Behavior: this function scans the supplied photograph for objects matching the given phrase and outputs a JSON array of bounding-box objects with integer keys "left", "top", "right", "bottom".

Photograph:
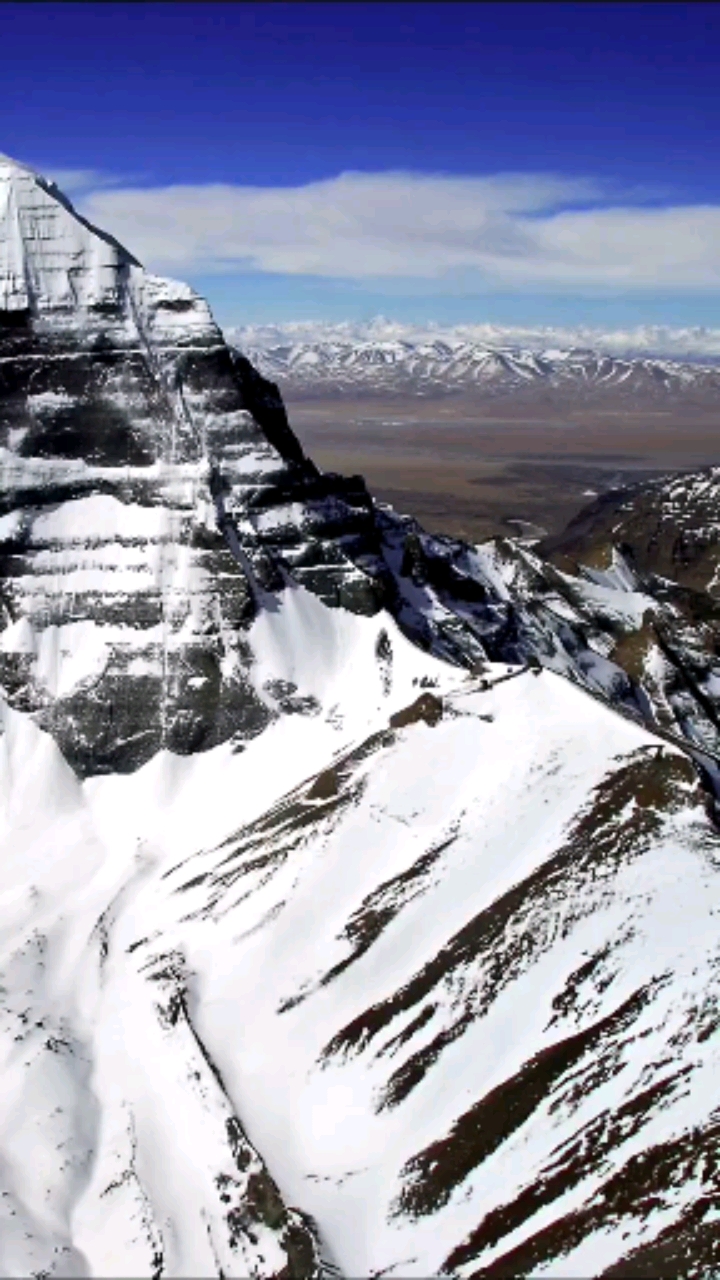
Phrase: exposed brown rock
[{"left": 389, "top": 692, "right": 443, "bottom": 729}]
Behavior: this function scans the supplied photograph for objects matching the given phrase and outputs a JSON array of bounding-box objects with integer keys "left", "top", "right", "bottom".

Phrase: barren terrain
[{"left": 287, "top": 393, "right": 720, "bottom": 542}]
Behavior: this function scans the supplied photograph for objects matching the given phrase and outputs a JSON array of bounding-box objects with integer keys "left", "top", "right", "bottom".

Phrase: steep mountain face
[
  {"left": 230, "top": 326, "right": 720, "bottom": 404},
  {"left": 545, "top": 468, "right": 720, "bottom": 596},
  {"left": 0, "top": 155, "right": 394, "bottom": 777},
  {"left": 0, "top": 155, "right": 719, "bottom": 1279}
]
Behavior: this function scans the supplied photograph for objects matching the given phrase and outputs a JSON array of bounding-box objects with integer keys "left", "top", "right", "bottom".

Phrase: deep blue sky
[{"left": 4, "top": 2, "right": 720, "bottom": 328}]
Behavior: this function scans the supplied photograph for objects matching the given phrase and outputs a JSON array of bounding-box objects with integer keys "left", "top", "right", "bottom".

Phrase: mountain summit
[
  {"left": 0, "top": 157, "right": 718, "bottom": 1278},
  {"left": 0, "top": 152, "right": 305, "bottom": 467},
  {"left": 0, "top": 153, "right": 141, "bottom": 314}
]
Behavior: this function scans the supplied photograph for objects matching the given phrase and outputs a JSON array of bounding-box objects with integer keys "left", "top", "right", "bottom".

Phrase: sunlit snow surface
[
  {"left": 1, "top": 154, "right": 720, "bottom": 1278},
  {"left": 0, "top": 587, "right": 717, "bottom": 1276}
]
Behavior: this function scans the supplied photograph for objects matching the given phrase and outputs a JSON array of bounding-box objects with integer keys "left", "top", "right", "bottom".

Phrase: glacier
[{"left": 0, "top": 153, "right": 718, "bottom": 1277}]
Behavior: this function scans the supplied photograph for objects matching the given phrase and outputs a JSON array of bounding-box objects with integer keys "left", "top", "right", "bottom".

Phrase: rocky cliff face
[
  {"left": 0, "top": 155, "right": 719, "bottom": 1279},
  {"left": 0, "top": 155, "right": 396, "bottom": 779}
]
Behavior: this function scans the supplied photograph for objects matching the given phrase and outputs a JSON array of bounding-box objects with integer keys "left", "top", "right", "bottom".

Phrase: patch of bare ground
[
  {"left": 436, "top": 1071, "right": 686, "bottom": 1271},
  {"left": 599, "top": 1190, "right": 720, "bottom": 1278},
  {"left": 389, "top": 692, "right": 443, "bottom": 728},
  {"left": 279, "top": 821, "right": 461, "bottom": 1013},
  {"left": 442, "top": 1114, "right": 720, "bottom": 1279},
  {"left": 319, "top": 751, "right": 700, "bottom": 1098},
  {"left": 397, "top": 979, "right": 673, "bottom": 1220},
  {"left": 610, "top": 621, "right": 658, "bottom": 683}
]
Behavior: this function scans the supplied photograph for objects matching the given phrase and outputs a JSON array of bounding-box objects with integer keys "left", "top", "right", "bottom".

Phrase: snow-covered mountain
[
  {"left": 229, "top": 319, "right": 720, "bottom": 401},
  {"left": 1, "top": 153, "right": 720, "bottom": 1278},
  {"left": 232, "top": 317, "right": 720, "bottom": 363}
]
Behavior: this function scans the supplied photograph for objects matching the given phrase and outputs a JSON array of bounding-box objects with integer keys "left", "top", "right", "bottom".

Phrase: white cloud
[
  {"left": 35, "top": 166, "right": 145, "bottom": 196},
  {"left": 75, "top": 170, "right": 720, "bottom": 291},
  {"left": 45, "top": 168, "right": 116, "bottom": 193}
]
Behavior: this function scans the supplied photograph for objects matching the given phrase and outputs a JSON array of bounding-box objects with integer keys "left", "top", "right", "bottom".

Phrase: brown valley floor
[{"left": 287, "top": 394, "right": 720, "bottom": 542}]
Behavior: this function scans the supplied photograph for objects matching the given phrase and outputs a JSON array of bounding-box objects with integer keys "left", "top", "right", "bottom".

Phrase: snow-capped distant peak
[
  {"left": 229, "top": 317, "right": 720, "bottom": 367},
  {"left": 227, "top": 319, "right": 720, "bottom": 401}
]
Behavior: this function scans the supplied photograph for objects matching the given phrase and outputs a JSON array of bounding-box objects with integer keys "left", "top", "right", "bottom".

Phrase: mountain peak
[
  {"left": 0, "top": 152, "right": 40, "bottom": 178},
  {"left": 0, "top": 153, "right": 140, "bottom": 314}
]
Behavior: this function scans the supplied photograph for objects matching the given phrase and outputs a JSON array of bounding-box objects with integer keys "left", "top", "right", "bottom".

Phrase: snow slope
[
  {"left": 0, "top": 610, "right": 717, "bottom": 1275},
  {"left": 0, "top": 154, "right": 719, "bottom": 1277},
  {"left": 0, "top": 606, "right": 712, "bottom": 1269}
]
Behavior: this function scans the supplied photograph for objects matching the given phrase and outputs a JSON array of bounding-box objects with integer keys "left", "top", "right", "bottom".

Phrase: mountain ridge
[
  {"left": 231, "top": 326, "right": 720, "bottom": 404},
  {"left": 0, "top": 154, "right": 719, "bottom": 1278},
  {"left": 229, "top": 317, "right": 720, "bottom": 364}
]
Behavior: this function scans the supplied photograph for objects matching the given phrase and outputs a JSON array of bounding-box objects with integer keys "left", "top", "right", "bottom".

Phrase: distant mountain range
[
  {"left": 229, "top": 319, "right": 720, "bottom": 401},
  {"left": 230, "top": 317, "right": 720, "bottom": 362}
]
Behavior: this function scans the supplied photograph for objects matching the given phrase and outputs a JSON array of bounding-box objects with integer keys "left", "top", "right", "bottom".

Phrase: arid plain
[{"left": 287, "top": 392, "right": 720, "bottom": 543}]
